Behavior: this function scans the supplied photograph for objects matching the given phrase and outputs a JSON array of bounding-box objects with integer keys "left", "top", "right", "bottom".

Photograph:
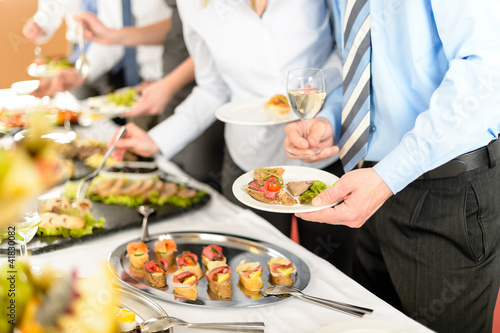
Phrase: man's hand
[
  {"left": 74, "top": 12, "right": 117, "bottom": 44},
  {"left": 23, "top": 18, "right": 45, "bottom": 43},
  {"left": 284, "top": 117, "right": 339, "bottom": 163},
  {"left": 31, "top": 68, "right": 85, "bottom": 98},
  {"left": 111, "top": 123, "right": 160, "bottom": 161},
  {"left": 296, "top": 168, "right": 393, "bottom": 227},
  {"left": 121, "top": 79, "right": 173, "bottom": 117}
]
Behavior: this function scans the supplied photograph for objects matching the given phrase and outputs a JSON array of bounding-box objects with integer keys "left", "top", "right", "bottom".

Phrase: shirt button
[{"left": 370, "top": 125, "right": 377, "bottom": 133}]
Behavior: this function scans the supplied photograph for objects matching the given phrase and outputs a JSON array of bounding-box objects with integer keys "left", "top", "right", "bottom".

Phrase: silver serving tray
[{"left": 109, "top": 231, "right": 310, "bottom": 308}]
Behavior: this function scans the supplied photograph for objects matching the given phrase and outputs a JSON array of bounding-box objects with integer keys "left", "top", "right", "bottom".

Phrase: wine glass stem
[
  {"left": 301, "top": 118, "right": 309, "bottom": 144},
  {"left": 19, "top": 242, "right": 27, "bottom": 258}
]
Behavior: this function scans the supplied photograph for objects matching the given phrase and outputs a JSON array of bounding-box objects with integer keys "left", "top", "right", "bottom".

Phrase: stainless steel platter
[
  {"left": 109, "top": 231, "right": 310, "bottom": 308},
  {"left": 116, "top": 285, "right": 169, "bottom": 326}
]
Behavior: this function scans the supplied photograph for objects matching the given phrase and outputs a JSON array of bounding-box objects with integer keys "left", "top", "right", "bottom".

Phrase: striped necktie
[{"left": 338, "top": 0, "right": 371, "bottom": 171}]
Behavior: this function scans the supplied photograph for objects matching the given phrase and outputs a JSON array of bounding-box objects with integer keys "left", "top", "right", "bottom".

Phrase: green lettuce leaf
[{"left": 299, "top": 180, "right": 327, "bottom": 204}]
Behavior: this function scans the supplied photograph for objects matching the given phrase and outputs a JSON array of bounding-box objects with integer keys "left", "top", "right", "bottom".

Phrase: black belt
[{"left": 417, "top": 138, "right": 500, "bottom": 180}]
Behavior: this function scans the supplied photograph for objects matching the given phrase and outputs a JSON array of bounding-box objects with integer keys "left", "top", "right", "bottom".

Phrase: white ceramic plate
[
  {"left": 215, "top": 97, "right": 299, "bottom": 126},
  {"left": 80, "top": 87, "right": 137, "bottom": 116},
  {"left": 315, "top": 320, "right": 421, "bottom": 333},
  {"left": 232, "top": 165, "right": 340, "bottom": 214},
  {"left": 11, "top": 80, "right": 40, "bottom": 95}
]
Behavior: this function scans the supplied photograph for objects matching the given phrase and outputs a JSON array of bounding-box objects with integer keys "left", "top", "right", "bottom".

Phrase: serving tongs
[
  {"left": 262, "top": 285, "right": 373, "bottom": 318},
  {"left": 141, "top": 316, "right": 265, "bottom": 332},
  {"left": 76, "top": 126, "right": 126, "bottom": 202}
]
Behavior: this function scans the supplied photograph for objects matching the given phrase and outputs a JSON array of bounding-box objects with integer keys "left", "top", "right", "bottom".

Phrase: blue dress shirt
[{"left": 326, "top": 0, "right": 500, "bottom": 193}]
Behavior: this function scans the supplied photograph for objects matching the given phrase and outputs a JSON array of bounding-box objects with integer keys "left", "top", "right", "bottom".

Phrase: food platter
[
  {"left": 109, "top": 231, "right": 310, "bottom": 308},
  {"left": 233, "top": 165, "right": 341, "bottom": 214},
  {"left": 0, "top": 174, "right": 211, "bottom": 255},
  {"left": 215, "top": 97, "right": 299, "bottom": 126}
]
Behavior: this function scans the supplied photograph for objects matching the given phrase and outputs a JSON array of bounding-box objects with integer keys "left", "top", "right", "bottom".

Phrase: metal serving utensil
[
  {"left": 75, "top": 126, "right": 126, "bottom": 202},
  {"left": 262, "top": 285, "right": 373, "bottom": 318},
  {"left": 138, "top": 204, "right": 155, "bottom": 242},
  {"left": 75, "top": 24, "right": 90, "bottom": 78},
  {"left": 141, "top": 316, "right": 265, "bottom": 332}
]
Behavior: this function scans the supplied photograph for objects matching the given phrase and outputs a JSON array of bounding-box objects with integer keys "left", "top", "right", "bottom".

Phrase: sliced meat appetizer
[
  {"left": 206, "top": 261, "right": 232, "bottom": 299},
  {"left": 144, "top": 259, "right": 169, "bottom": 288},
  {"left": 236, "top": 260, "right": 263, "bottom": 291},
  {"left": 175, "top": 251, "right": 203, "bottom": 280},
  {"left": 201, "top": 244, "right": 226, "bottom": 267},
  {"left": 171, "top": 269, "right": 198, "bottom": 299},
  {"left": 154, "top": 238, "right": 177, "bottom": 266},
  {"left": 267, "top": 257, "right": 296, "bottom": 286}
]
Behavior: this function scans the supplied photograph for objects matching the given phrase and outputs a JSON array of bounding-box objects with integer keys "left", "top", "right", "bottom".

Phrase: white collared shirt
[{"left": 149, "top": 0, "right": 343, "bottom": 171}]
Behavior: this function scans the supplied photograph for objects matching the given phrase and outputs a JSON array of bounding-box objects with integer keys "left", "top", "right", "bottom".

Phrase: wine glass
[
  {"left": 286, "top": 68, "right": 326, "bottom": 158},
  {"left": 1, "top": 201, "right": 41, "bottom": 258}
]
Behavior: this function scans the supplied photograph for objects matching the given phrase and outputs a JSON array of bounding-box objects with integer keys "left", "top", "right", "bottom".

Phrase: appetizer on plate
[
  {"left": 154, "top": 238, "right": 177, "bottom": 266},
  {"left": 205, "top": 261, "right": 232, "bottom": 299},
  {"left": 267, "top": 257, "right": 296, "bottom": 286},
  {"left": 201, "top": 244, "right": 227, "bottom": 267},
  {"left": 116, "top": 308, "right": 140, "bottom": 333},
  {"left": 171, "top": 269, "right": 198, "bottom": 299},
  {"left": 244, "top": 167, "right": 297, "bottom": 206},
  {"left": 235, "top": 260, "right": 263, "bottom": 292},
  {"left": 144, "top": 259, "right": 169, "bottom": 288},
  {"left": 126, "top": 242, "right": 149, "bottom": 276},
  {"left": 38, "top": 197, "right": 105, "bottom": 238},
  {"left": 176, "top": 251, "right": 203, "bottom": 280},
  {"left": 264, "top": 94, "right": 291, "bottom": 121}
]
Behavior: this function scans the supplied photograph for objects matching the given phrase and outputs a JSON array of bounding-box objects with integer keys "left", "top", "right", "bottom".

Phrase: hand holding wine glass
[{"left": 286, "top": 68, "right": 326, "bottom": 158}]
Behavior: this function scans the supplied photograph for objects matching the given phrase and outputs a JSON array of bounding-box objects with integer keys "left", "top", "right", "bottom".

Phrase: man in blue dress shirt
[{"left": 284, "top": 1, "right": 500, "bottom": 332}]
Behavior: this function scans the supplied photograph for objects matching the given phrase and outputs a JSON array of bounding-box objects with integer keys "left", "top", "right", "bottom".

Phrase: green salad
[
  {"left": 107, "top": 88, "right": 137, "bottom": 107},
  {"left": 299, "top": 180, "right": 328, "bottom": 204}
]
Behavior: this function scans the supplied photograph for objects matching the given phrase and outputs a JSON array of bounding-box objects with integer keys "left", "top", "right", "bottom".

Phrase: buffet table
[
  {"left": 0, "top": 91, "right": 433, "bottom": 332},
  {"left": 30, "top": 160, "right": 432, "bottom": 332}
]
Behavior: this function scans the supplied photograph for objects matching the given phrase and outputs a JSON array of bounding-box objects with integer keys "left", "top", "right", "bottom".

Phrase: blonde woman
[{"left": 111, "top": 0, "right": 355, "bottom": 274}]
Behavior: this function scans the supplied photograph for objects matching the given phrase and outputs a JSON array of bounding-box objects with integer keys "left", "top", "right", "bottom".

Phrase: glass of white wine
[
  {"left": 1, "top": 201, "right": 41, "bottom": 258},
  {"left": 286, "top": 68, "right": 326, "bottom": 158}
]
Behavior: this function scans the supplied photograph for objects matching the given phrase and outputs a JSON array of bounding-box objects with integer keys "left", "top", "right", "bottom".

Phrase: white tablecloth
[{"left": 29, "top": 156, "right": 433, "bottom": 333}]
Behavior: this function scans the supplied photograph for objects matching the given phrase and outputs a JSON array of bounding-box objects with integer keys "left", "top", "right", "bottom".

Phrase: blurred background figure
[
  {"left": 25, "top": 0, "right": 171, "bottom": 101},
  {"left": 75, "top": 0, "right": 225, "bottom": 189}
]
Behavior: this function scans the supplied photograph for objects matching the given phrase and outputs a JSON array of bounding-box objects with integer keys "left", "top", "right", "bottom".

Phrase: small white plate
[
  {"left": 11, "top": 80, "right": 40, "bottom": 95},
  {"left": 215, "top": 97, "right": 299, "bottom": 126},
  {"left": 315, "top": 320, "right": 421, "bottom": 333},
  {"left": 232, "top": 165, "right": 340, "bottom": 214},
  {"left": 80, "top": 87, "right": 137, "bottom": 116}
]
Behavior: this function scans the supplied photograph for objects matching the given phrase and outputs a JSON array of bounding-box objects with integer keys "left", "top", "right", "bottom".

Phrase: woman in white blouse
[{"left": 112, "top": 0, "right": 355, "bottom": 274}]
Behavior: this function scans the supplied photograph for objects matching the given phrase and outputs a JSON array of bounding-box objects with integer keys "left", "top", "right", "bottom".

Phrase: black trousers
[
  {"left": 354, "top": 162, "right": 500, "bottom": 332},
  {"left": 221, "top": 146, "right": 357, "bottom": 276}
]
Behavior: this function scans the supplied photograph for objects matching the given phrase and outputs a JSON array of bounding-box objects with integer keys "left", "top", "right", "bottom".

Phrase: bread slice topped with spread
[
  {"left": 264, "top": 94, "right": 291, "bottom": 121},
  {"left": 176, "top": 251, "right": 203, "bottom": 280},
  {"left": 154, "top": 238, "right": 177, "bottom": 267},
  {"left": 244, "top": 167, "right": 297, "bottom": 206},
  {"left": 144, "top": 259, "right": 168, "bottom": 288},
  {"left": 236, "top": 260, "right": 264, "bottom": 291},
  {"left": 267, "top": 257, "right": 296, "bottom": 286},
  {"left": 201, "top": 244, "right": 227, "bottom": 267},
  {"left": 171, "top": 269, "right": 198, "bottom": 299},
  {"left": 205, "top": 261, "right": 233, "bottom": 299}
]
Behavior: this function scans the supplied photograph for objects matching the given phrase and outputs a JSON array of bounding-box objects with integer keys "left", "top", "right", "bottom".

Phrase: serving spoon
[
  {"left": 141, "top": 316, "right": 265, "bottom": 332},
  {"left": 262, "top": 285, "right": 373, "bottom": 317},
  {"left": 138, "top": 204, "right": 155, "bottom": 242},
  {"left": 75, "top": 24, "right": 90, "bottom": 79}
]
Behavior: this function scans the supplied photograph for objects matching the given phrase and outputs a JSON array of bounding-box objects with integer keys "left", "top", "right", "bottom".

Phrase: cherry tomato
[
  {"left": 267, "top": 182, "right": 282, "bottom": 192},
  {"left": 152, "top": 265, "right": 163, "bottom": 273},
  {"left": 184, "top": 255, "right": 196, "bottom": 266}
]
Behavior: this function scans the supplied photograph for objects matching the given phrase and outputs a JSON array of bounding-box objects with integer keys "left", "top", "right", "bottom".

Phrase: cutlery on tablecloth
[
  {"left": 262, "top": 285, "right": 373, "bottom": 318},
  {"left": 76, "top": 126, "right": 126, "bottom": 202},
  {"left": 141, "top": 316, "right": 265, "bottom": 332}
]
